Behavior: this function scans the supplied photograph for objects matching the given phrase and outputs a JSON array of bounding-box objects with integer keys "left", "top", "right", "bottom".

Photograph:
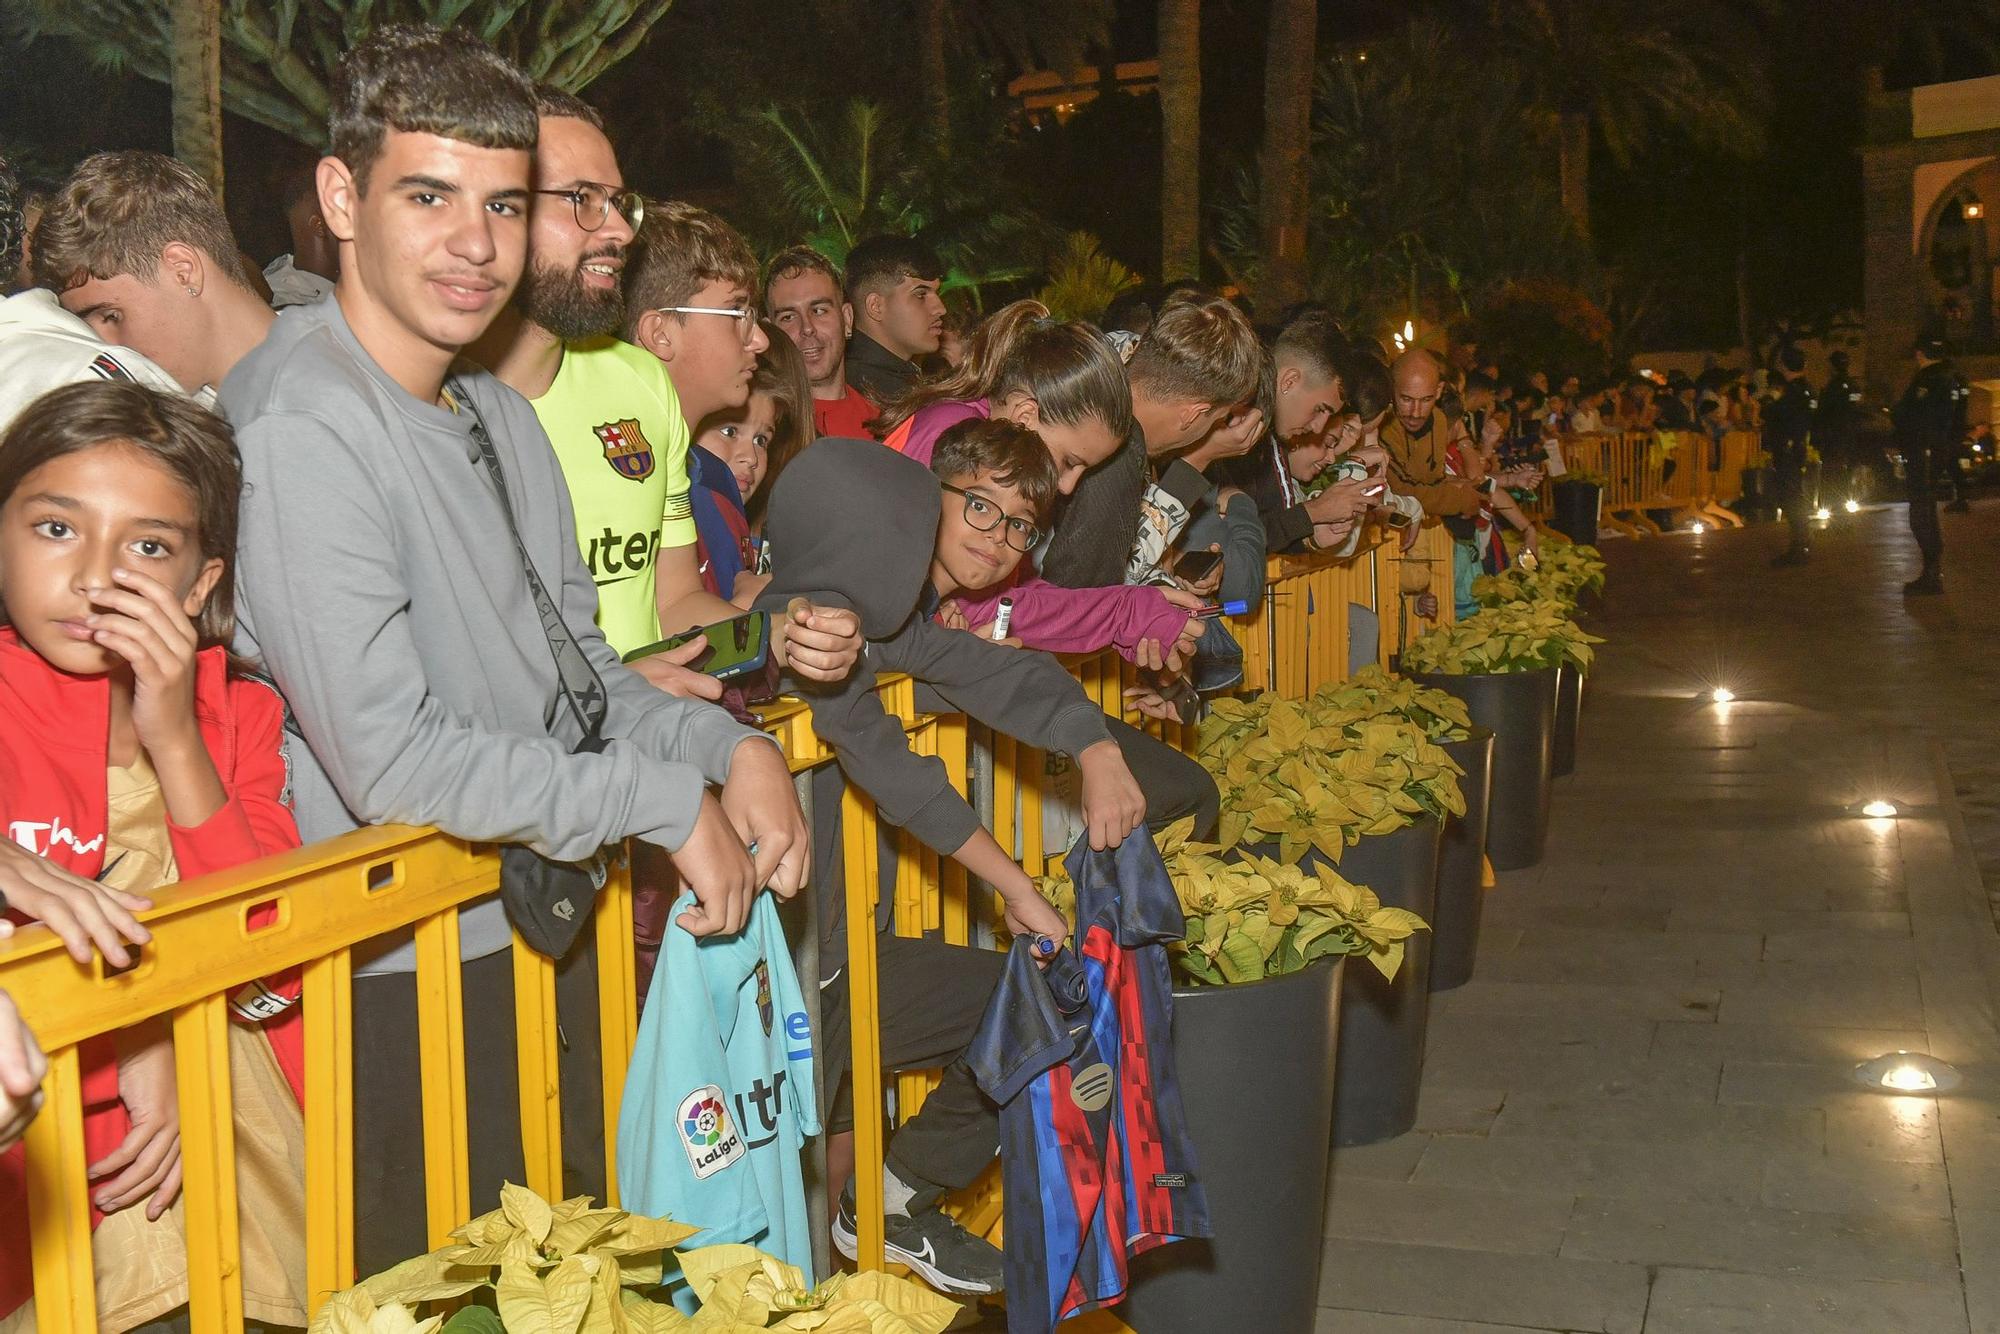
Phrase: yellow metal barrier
[{"left": 2, "top": 531, "right": 1438, "bottom": 1331}]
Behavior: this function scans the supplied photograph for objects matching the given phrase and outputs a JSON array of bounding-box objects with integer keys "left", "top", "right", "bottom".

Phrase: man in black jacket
[
  {"left": 843, "top": 234, "right": 945, "bottom": 405},
  {"left": 1893, "top": 334, "right": 1968, "bottom": 595},
  {"left": 1766, "top": 346, "right": 1818, "bottom": 568}
]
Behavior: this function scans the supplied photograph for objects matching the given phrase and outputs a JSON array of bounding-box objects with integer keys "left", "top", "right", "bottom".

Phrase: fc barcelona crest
[{"left": 593, "top": 418, "right": 656, "bottom": 481}]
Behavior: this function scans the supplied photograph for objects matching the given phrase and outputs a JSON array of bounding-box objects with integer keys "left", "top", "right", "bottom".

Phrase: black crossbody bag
[{"left": 455, "top": 380, "right": 609, "bottom": 960}]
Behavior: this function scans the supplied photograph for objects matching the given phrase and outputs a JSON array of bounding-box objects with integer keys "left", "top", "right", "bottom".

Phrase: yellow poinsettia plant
[
  {"left": 1193, "top": 692, "right": 1465, "bottom": 865},
  {"left": 1401, "top": 600, "right": 1602, "bottom": 676},
  {"left": 1311, "top": 664, "right": 1473, "bottom": 743},
  {"left": 1476, "top": 535, "right": 1606, "bottom": 610},
  {"left": 308, "top": 1185, "right": 958, "bottom": 1334},
  {"left": 1034, "top": 818, "right": 1429, "bottom": 986}
]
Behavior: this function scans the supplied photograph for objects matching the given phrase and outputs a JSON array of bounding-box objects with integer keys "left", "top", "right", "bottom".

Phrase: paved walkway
[{"left": 1315, "top": 500, "right": 2000, "bottom": 1334}]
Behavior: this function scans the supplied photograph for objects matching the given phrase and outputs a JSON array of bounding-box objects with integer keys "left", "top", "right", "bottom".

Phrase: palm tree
[
  {"left": 169, "top": 0, "right": 222, "bottom": 199},
  {"left": 9, "top": 0, "right": 678, "bottom": 147},
  {"left": 1257, "top": 0, "right": 1317, "bottom": 312},
  {"left": 1159, "top": 0, "right": 1202, "bottom": 280},
  {"left": 1483, "top": 0, "right": 1769, "bottom": 244}
]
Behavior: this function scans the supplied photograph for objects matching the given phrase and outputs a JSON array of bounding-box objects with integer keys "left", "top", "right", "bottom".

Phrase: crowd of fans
[{"left": 0, "top": 19, "right": 1890, "bottom": 1326}]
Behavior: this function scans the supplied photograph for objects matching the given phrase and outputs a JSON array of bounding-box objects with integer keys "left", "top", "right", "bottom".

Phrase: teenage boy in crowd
[
  {"left": 264, "top": 161, "right": 339, "bottom": 308},
  {"left": 470, "top": 89, "right": 860, "bottom": 679},
  {"left": 622, "top": 200, "right": 815, "bottom": 633},
  {"left": 33, "top": 151, "right": 278, "bottom": 402},
  {"left": 0, "top": 156, "right": 184, "bottom": 427},
  {"left": 842, "top": 234, "right": 946, "bottom": 405},
  {"left": 756, "top": 429, "right": 1148, "bottom": 1296},
  {"left": 765, "top": 245, "right": 877, "bottom": 438},
  {"left": 217, "top": 24, "right": 808, "bottom": 1274}
]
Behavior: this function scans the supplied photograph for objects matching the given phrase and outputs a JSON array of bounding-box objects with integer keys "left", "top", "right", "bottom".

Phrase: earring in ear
[{"left": 186, "top": 286, "right": 198, "bottom": 296}]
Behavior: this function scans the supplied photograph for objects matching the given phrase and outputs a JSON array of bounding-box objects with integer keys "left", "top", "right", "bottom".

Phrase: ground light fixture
[
  {"left": 1689, "top": 521, "right": 1707, "bottom": 533},
  {"left": 1852, "top": 1052, "right": 1962, "bottom": 1094},
  {"left": 1813, "top": 506, "right": 1832, "bottom": 521},
  {"left": 1710, "top": 687, "right": 1736, "bottom": 704},
  {"left": 1845, "top": 498, "right": 1861, "bottom": 514},
  {"left": 1860, "top": 799, "right": 1899, "bottom": 819}
]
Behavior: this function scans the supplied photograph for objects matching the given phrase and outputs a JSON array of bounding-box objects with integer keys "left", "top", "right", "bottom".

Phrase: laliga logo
[{"left": 677, "top": 1085, "right": 745, "bottom": 1180}]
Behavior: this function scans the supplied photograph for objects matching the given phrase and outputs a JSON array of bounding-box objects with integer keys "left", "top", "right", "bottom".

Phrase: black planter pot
[
  {"left": 1553, "top": 661, "right": 1582, "bottom": 778},
  {"left": 1410, "top": 668, "right": 1558, "bottom": 872},
  {"left": 1548, "top": 479, "right": 1601, "bottom": 546},
  {"left": 1124, "top": 959, "right": 1344, "bottom": 1334},
  {"left": 1330, "top": 816, "right": 1441, "bottom": 1147},
  {"left": 1431, "top": 727, "right": 1494, "bottom": 992}
]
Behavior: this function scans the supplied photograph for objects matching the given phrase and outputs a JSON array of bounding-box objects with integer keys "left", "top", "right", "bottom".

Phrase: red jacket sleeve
[
  {"left": 165, "top": 677, "right": 301, "bottom": 880},
  {"left": 954, "top": 576, "right": 1194, "bottom": 662}
]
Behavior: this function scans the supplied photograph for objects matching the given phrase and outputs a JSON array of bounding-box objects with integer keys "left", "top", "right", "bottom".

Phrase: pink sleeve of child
[
  {"left": 899, "top": 399, "right": 989, "bottom": 467},
  {"left": 954, "top": 576, "right": 1193, "bottom": 662}
]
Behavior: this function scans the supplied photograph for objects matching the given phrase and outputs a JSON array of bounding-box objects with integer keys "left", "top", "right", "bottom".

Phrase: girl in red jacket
[{"left": 0, "top": 381, "right": 306, "bottom": 1331}]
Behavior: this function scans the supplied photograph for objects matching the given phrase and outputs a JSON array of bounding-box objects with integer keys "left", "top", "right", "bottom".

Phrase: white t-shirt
[{"left": 0, "top": 289, "right": 184, "bottom": 431}]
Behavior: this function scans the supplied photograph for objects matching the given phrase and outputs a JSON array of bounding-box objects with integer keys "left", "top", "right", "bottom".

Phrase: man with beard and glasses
[{"left": 472, "top": 90, "right": 861, "bottom": 687}]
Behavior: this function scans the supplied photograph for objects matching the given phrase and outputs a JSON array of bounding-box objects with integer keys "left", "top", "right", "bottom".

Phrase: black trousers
[
  {"left": 1909, "top": 487, "right": 1942, "bottom": 564},
  {"left": 1775, "top": 455, "right": 1809, "bottom": 550},
  {"left": 352, "top": 933, "right": 605, "bottom": 1278}
]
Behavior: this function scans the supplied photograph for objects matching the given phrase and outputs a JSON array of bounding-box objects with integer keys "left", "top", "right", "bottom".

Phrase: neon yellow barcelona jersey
[{"left": 530, "top": 337, "right": 696, "bottom": 654}]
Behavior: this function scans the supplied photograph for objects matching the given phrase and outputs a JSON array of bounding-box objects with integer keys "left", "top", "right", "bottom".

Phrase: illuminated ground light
[
  {"left": 1844, "top": 498, "right": 1861, "bottom": 514},
  {"left": 1852, "top": 1052, "right": 1962, "bottom": 1094},
  {"left": 1690, "top": 521, "right": 1707, "bottom": 534},
  {"left": 1710, "top": 687, "right": 1736, "bottom": 704},
  {"left": 1860, "top": 799, "right": 1899, "bottom": 819},
  {"left": 1813, "top": 506, "right": 1832, "bottom": 521}
]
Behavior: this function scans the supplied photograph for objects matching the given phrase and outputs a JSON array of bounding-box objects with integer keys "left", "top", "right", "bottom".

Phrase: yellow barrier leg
[
  {"left": 174, "top": 996, "right": 244, "bottom": 1334},
  {"left": 841, "top": 782, "right": 887, "bottom": 1273},
  {"left": 304, "top": 948, "right": 356, "bottom": 1311},
  {"left": 24, "top": 1044, "right": 96, "bottom": 1334},
  {"left": 511, "top": 931, "right": 563, "bottom": 1203},
  {"left": 413, "top": 911, "right": 471, "bottom": 1248},
  {"left": 596, "top": 860, "right": 638, "bottom": 1208}
]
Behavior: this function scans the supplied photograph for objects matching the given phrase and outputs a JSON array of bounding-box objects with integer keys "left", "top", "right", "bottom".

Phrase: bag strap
[{"left": 449, "top": 377, "right": 608, "bottom": 745}]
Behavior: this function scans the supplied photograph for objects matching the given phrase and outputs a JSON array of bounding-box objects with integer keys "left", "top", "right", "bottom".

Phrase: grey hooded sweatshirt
[
  {"left": 222, "top": 297, "right": 768, "bottom": 970},
  {"left": 755, "top": 438, "right": 1112, "bottom": 855}
]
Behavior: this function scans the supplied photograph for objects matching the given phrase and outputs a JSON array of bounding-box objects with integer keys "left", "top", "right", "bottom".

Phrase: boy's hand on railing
[
  {"left": 630, "top": 636, "right": 725, "bottom": 701},
  {"left": 0, "top": 840, "right": 153, "bottom": 967},
  {"left": 94, "top": 1019, "right": 181, "bottom": 1219},
  {"left": 1311, "top": 520, "right": 1356, "bottom": 550},
  {"left": 773, "top": 600, "right": 862, "bottom": 684},
  {"left": 1078, "top": 739, "right": 1147, "bottom": 851},
  {"left": 672, "top": 792, "right": 760, "bottom": 936},
  {"left": 718, "top": 739, "right": 809, "bottom": 901},
  {"left": 0, "top": 991, "right": 45, "bottom": 1154}
]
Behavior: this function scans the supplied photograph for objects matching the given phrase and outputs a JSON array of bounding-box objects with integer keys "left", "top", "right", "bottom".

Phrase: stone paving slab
[{"left": 1315, "top": 505, "right": 2000, "bottom": 1331}]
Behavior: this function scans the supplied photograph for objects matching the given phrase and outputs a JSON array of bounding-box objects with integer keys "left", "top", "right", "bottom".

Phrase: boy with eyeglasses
[{"left": 752, "top": 424, "right": 1149, "bottom": 1295}]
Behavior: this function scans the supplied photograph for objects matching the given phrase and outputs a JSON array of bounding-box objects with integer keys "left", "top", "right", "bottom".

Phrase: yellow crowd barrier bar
[
  {"left": 4, "top": 526, "right": 1447, "bottom": 1331},
  {"left": 1539, "top": 428, "right": 1759, "bottom": 535}
]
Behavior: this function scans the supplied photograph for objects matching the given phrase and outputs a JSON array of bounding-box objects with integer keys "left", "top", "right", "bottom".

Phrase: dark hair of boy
[
  {"left": 875, "top": 299, "right": 1134, "bottom": 440},
  {"left": 31, "top": 151, "right": 251, "bottom": 295},
  {"left": 531, "top": 85, "right": 605, "bottom": 129},
  {"left": 0, "top": 380, "right": 242, "bottom": 645},
  {"left": 748, "top": 315, "right": 814, "bottom": 521},
  {"left": 765, "top": 244, "right": 842, "bottom": 298},
  {"left": 1464, "top": 370, "right": 1498, "bottom": 397},
  {"left": 1101, "top": 287, "right": 1155, "bottom": 336},
  {"left": 1273, "top": 307, "right": 1347, "bottom": 383},
  {"left": 621, "top": 199, "right": 760, "bottom": 339},
  {"left": 929, "top": 416, "right": 1062, "bottom": 524},
  {"left": 843, "top": 234, "right": 944, "bottom": 304},
  {"left": 327, "top": 23, "right": 538, "bottom": 194},
  {"left": 1339, "top": 351, "right": 1394, "bottom": 422},
  {"left": 1127, "top": 294, "right": 1262, "bottom": 410}
]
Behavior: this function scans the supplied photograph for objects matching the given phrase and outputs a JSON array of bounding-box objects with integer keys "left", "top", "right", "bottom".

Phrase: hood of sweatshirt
[{"left": 758, "top": 437, "right": 940, "bottom": 640}]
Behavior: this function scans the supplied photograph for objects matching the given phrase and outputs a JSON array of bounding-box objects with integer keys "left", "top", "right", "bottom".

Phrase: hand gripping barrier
[{"left": 0, "top": 527, "right": 1456, "bottom": 1332}]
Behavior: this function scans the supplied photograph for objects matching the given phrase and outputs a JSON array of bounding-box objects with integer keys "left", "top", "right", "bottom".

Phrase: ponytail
[{"left": 874, "top": 299, "right": 1134, "bottom": 442}]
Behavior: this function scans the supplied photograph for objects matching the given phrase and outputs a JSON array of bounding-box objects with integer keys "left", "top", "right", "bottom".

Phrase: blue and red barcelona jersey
[{"left": 970, "top": 833, "right": 1209, "bottom": 1333}]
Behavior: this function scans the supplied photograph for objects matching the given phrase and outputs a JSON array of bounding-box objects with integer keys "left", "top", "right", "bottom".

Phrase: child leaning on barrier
[
  {"left": 753, "top": 433, "right": 1150, "bottom": 1297},
  {"left": 0, "top": 381, "right": 308, "bottom": 1331}
]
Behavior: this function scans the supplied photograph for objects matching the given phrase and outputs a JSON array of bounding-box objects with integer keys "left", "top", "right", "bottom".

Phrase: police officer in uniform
[
  {"left": 1892, "top": 333, "right": 1967, "bottom": 595},
  {"left": 1815, "top": 350, "right": 1863, "bottom": 478},
  {"left": 1766, "top": 345, "right": 1818, "bottom": 567}
]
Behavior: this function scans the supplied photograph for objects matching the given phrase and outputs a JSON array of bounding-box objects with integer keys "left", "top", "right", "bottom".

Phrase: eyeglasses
[
  {"left": 940, "top": 482, "right": 1042, "bottom": 552},
  {"left": 653, "top": 304, "right": 761, "bottom": 346},
  {"left": 533, "top": 183, "right": 644, "bottom": 233}
]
